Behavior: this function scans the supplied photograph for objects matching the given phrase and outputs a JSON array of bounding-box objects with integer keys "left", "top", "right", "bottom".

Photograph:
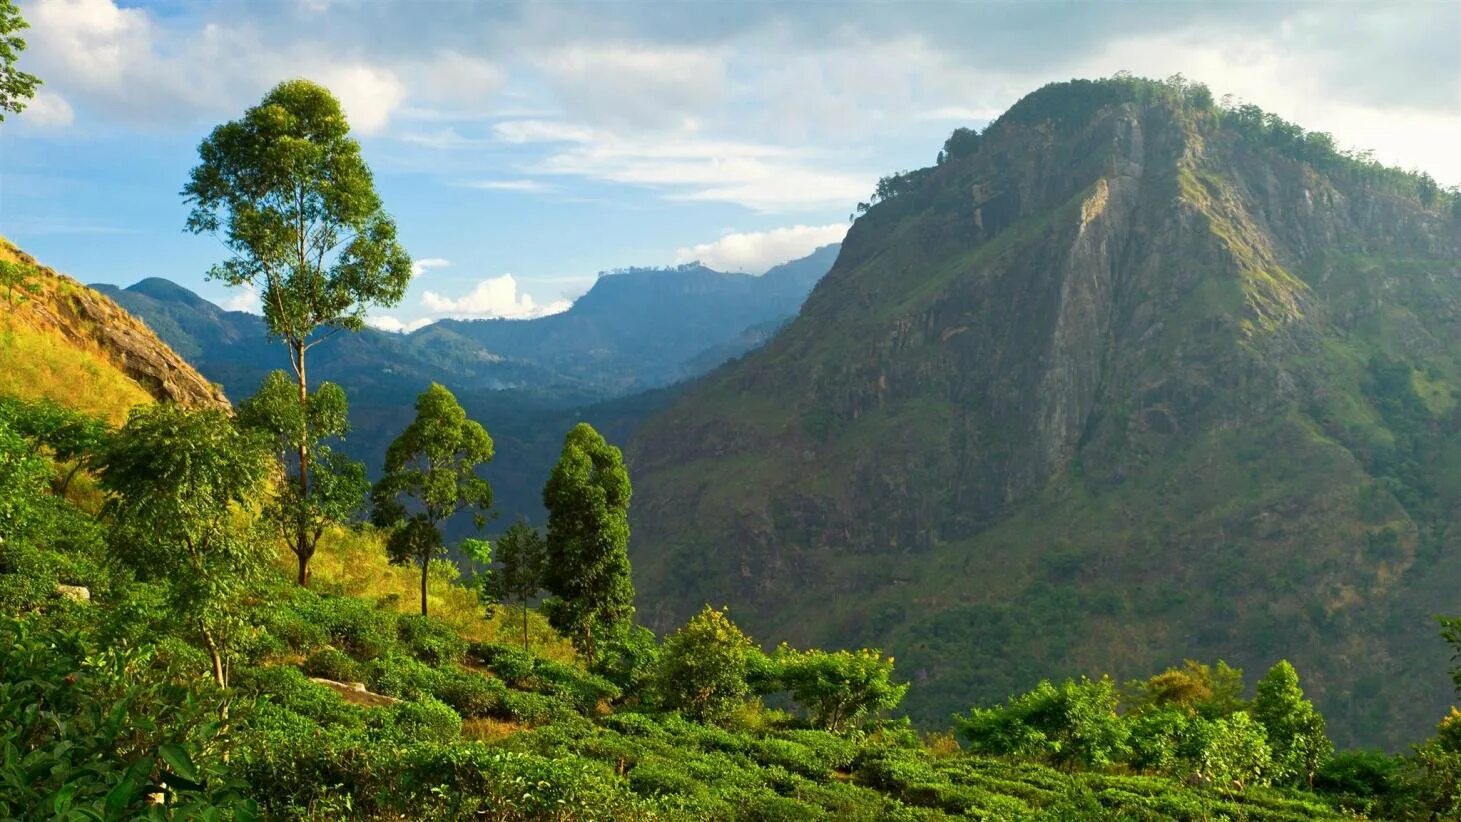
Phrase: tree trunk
[
  {"left": 293, "top": 342, "right": 313, "bottom": 586},
  {"left": 420, "top": 558, "right": 429, "bottom": 616},
  {"left": 202, "top": 628, "right": 226, "bottom": 689},
  {"left": 521, "top": 602, "right": 530, "bottom": 650}
]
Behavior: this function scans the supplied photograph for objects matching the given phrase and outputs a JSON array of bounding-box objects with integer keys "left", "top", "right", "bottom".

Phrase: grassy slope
[{"left": 0, "top": 240, "right": 154, "bottom": 424}]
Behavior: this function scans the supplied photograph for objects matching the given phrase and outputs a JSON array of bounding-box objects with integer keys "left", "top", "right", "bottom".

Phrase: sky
[{"left": 1, "top": 0, "right": 1458, "bottom": 332}]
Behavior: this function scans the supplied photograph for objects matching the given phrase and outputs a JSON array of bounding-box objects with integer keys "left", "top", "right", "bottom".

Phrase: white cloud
[
  {"left": 538, "top": 43, "right": 726, "bottom": 130},
  {"left": 468, "top": 179, "right": 552, "bottom": 192},
  {"left": 674, "top": 223, "right": 847, "bottom": 274},
  {"left": 366, "top": 314, "right": 434, "bottom": 333},
  {"left": 410, "top": 257, "right": 451, "bottom": 278},
  {"left": 496, "top": 119, "right": 873, "bottom": 212},
  {"left": 422, "top": 274, "right": 571, "bottom": 319},
  {"left": 314, "top": 64, "right": 406, "bottom": 135},
  {"left": 221, "top": 284, "right": 260, "bottom": 313},
  {"left": 20, "top": 91, "right": 75, "bottom": 127}
]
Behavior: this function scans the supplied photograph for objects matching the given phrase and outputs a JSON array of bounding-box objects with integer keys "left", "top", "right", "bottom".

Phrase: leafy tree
[
  {"left": 183, "top": 79, "right": 412, "bottom": 585},
  {"left": 371, "top": 383, "right": 493, "bottom": 616},
  {"left": 1251, "top": 660, "right": 1333, "bottom": 787},
  {"left": 0, "top": 258, "right": 39, "bottom": 304},
  {"left": 479, "top": 519, "right": 545, "bottom": 650},
  {"left": 938, "top": 127, "right": 981, "bottom": 165},
  {"left": 957, "top": 677, "right": 1130, "bottom": 769},
  {"left": 774, "top": 645, "right": 908, "bottom": 732},
  {"left": 657, "top": 605, "right": 756, "bottom": 723},
  {"left": 0, "top": 0, "right": 39, "bottom": 122},
  {"left": 1439, "top": 616, "right": 1461, "bottom": 696},
  {"left": 98, "top": 404, "right": 271, "bottom": 688},
  {"left": 541, "top": 422, "right": 634, "bottom": 664},
  {"left": 1128, "top": 659, "right": 1245, "bottom": 717},
  {"left": 238, "top": 370, "right": 368, "bottom": 584},
  {"left": 1178, "top": 712, "right": 1272, "bottom": 790}
]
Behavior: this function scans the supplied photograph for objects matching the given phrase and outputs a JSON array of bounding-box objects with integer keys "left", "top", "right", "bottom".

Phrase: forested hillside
[{"left": 628, "top": 76, "right": 1461, "bottom": 749}]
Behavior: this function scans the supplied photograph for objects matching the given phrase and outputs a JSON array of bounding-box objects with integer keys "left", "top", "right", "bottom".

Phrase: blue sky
[{"left": 2, "top": 0, "right": 1457, "bottom": 331}]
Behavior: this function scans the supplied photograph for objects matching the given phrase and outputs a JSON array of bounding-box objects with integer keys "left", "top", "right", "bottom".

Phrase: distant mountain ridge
[
  {"left": 90, "top": 243, "right": 838, "bottom": 528},
  {"left": 93, "top": 243, "right": 839, "bottom": 404},
  {"left": 627, "top": 77, "right": 1461, "bottom": 749}
]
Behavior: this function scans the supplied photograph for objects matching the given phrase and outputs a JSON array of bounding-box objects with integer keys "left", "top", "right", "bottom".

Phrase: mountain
[
  {"left": 417, "top": 243, "right": 841, "bottom": 392},
  {"left": 0, "top": 237, "right": 227, "bottom": 422},
  {"left": 89, "top": 245, "right": 836, "bottom": 526},
  {"left": 93, "top": 243, "right": 838, "bottom": 403},
  {"left": 626, "top": 78, "right": 1461, "bottom": 749}
]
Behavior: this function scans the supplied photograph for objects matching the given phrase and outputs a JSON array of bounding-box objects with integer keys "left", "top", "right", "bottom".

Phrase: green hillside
[{"left": 627, "top": 76, "right": 1461, "bottom": 749}]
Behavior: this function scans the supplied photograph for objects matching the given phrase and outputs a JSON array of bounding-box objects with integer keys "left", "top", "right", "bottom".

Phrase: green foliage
[
  {"left": 1126, "top": 659, "right": 1246, "bottom": 718},
  {"left": 437, "top": 670, "right": 507, "bottom": 718},
  {"left": 657, "top": 605, "right": 757, "bottom": 724},
  {"left": 182, "top": 78, "right": 412, "bottom": 343},
  {"left": 0, "top": 0, "right": 39, "bottom": 122},
  {"left": 1176, "top": 712, "right": 1272, "bottom": 790},
  {"left": 937, "top": 127, "right": 981, "bottom": 165},
  {"left": 0, "top": 395, "right": 112, "bottom": 494},
  {"left": 478, "top": 518, "right": 544, "bottom": 650},
  {"left": 542, "top": 422, "right": 635, "bottom": 662},
  {"left": 303, "top": 647, "right": 365, "bottom": 683},
  {"left": 593, "top": 622, "right": 661, "bottom": 697},
  {"left": 364, "top": 653, "right": 443, "bottom": 700},
  {"left": 1439, "top": 616, "right": 1461, "bottom": 697},
  {"left": 372, "top": 382, "right": 494, "bottom": 615},
  {"left": 238, "top": 371, "right": 368, "bottom": 585},
  {"left": 397, "top": 611, "right": 468, "bottom": 666},
  {"left": 383, "top": 695, "right": 462, "bottom": 744},
  {"left": 0, "top": 617, "right": 255, "bottom": 819},
  {"left": 1251, "top": 660, "right": 1333, "bottom": 787},
  {"left": 956, "top": 676, "right": 1130, "bottom": 769},
  {"left": 774, "top": 645, "right": 909, "bottom": 732},
  {"left": 98, "top": 403, "right": 271, "bottom": 687}
]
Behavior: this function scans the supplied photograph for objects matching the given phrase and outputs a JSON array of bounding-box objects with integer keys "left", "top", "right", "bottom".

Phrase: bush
[
  {"left": 397, "top": 613, "right": 467, "bottom": 666},
  {"left": 311, "top": 595, "right": 399, "bottom": 659},
  {"left": 304, "top": 647, "right": 366, "bottom": 683},
  {"left": 774, "top": 645, "right": 908, "bottom": 732},
  {"left": 438, "top": 671, "right": 508, "bottom": 718},
  {"left": 501, "top": 689, "right": 565, "bottom": 725},
  {"left": 234, "top": 664, "right": 363, "bottom": 728},
  {"left": 382, "top": 696, "right": 462, "bottom": 744},
  {"left": 657, "top": 606, "right": 757, "bottom": 723},
  {"left": 593, "top": 623, "right": 661, "bottom": 696},
  {"left": 537, "top": 658, "right": 622, "bottom": 711},
  {"left": 1315, "top": 750, "right": 1401, "bottom": 800},
  {"left": 956, "top": 676, "right": 1130, "bottom": 769},
  {"left": 257, "top": 601, "right": 328, "bottom": 654},
  {"left": 470, "top": 641, "right": 538, "bottom": 687},
  {"left": 365, "top": 653, "right": 443, "bottom": 700},
  {"left": 396, "top": 744, "right": 647, "bottom": 818}
]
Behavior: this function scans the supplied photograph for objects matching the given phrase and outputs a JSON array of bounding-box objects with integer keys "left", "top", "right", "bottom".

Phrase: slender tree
[
  {"left": 0, "top": 0, "right": 39, "bottom": 121},
  {"left": 98, "top": 405, "right": 271, "bottom": 689},
  {"left": 542, "top": 422, "right": 634, "bottom": 665},
  {"left": 480, "top": 519, "right": 545, "bottom": 650},
  {"left": 1251, "top": 660, "right": 1332, "bottom": 787},
  {"left": 371, "top": 383, "right": 493, "bottom": 615},
  {"left": 183, "top": 79, "right": 411, "bottom": 585},
  {"left": 238, "top": 370, "right": 368, "bottom": 583}
]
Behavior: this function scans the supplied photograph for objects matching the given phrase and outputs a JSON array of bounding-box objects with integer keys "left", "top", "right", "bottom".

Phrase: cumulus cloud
[
  {"left": 366, "top": 314, "right": 434, "bottom": 333},
  {"left": 312, "top": 64, "right": 406, "bottom": 135},
  {"left": 674, "top": 224, "right": 847, "bottom": 274},
  {"left": 410, "top": 257, "right": 451, "bottom": 278},
  {"left": 422, "top": 274, "right": 572, "bottom": 319},
  {"left": 20, "top": 91, "right": 75, "bottom": 127},
  {"left": 537, "top": 43, "right": 726, "bottom": 130},
  {"left": 221, "top": 284, "right": 261, "bottom": 313}
]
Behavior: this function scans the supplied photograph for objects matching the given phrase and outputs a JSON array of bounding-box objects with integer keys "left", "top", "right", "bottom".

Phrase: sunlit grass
[{"left": 297, "top": 523, "right": 578, "bottom": 664}]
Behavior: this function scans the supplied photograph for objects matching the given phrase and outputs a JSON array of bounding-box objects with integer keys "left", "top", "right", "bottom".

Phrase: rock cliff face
[
  {"left": 0, "top": 237, "right": 229, "bottom": 413},
  {"left": 627, "top": 79, "right": 1461, "bottom": 748}
]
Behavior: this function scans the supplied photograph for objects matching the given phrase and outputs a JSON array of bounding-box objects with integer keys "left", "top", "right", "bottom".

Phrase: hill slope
[
  {"left": 0, "top": 237, "right": 227, "bottom": 422},
  {"left": 627, "top": 78, "right": 1461, "bottom": 748}
]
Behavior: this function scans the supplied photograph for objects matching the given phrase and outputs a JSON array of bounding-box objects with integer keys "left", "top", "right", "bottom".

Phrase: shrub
[
  {"left": 1315, "top": 750, "right": 1401, "bottom": 800},
  {"left": 657, "top": 605, "right": 757, "bottom": 723},
  {"left": 501, "top": 689, "right": 564, "bottom": 725},
  {"left": 438, "top": 671, "right": 508, "bottom": 718},
  {"left": 383, "top": 696, "right": 462, "bottom": 744},
  {"left": 257, "top": 602, "right": 328, "bottom": 654},
  {"left": 537, "top": 658, "right": 622, "bottom": 711},
  {"left": 956, "top": 676, "right": 1130, "bottom": 768},
  {"left": 774, "top": 645, "right": 908, "bottom": 732},
  {"left": 397, "top": 613, "right": 467, "bottom": 666},
  {"left": 396, "top": 744, "right": 646, "bottom": 818},
  {"left": 311, "top": 595, "right": 399, "bottom": 659},
  {"left": 366, "top": 653, "right": 443, "bottom": 700},
  {"left": 234, "top": 664, "right": 363, "bottom": 728},
  {"left": 593, "top": 623, "right": 661, "bottom": 696},
  {"left": 304, "top": 647, "right": 366, "bottom": 683},
  {"left": 470, "top": 641, "right": 538, "bottom": 687}
]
